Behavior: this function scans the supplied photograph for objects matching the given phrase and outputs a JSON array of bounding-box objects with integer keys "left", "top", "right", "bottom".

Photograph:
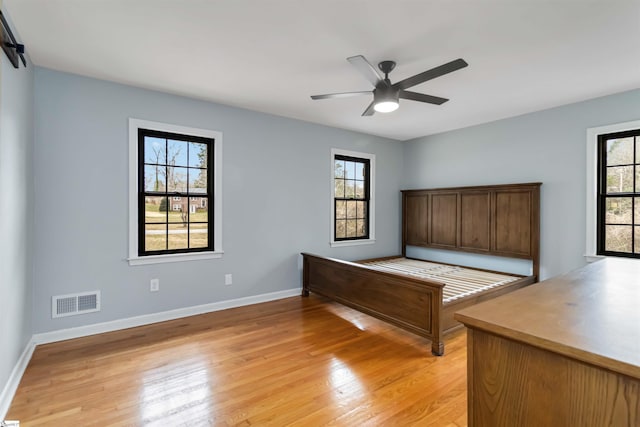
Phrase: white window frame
[
  {"left": 128, "top": 118, "right": 223, "bottom": 265},
  {"left": 330, "top": 148, "right": 376, "bottom": 247},
  {"left": 585, "top": 119, "right": 640, "bottom": 262}
]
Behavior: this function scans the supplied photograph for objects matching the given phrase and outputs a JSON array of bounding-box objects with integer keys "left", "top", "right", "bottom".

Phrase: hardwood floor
[{"left": 7, "top": 295, "right": 467, "bottom": 426}]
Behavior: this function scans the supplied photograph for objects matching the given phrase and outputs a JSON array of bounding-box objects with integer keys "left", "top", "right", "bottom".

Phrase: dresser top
[{"left": 455, "top": 258, "right": 640, "bottom": 379}]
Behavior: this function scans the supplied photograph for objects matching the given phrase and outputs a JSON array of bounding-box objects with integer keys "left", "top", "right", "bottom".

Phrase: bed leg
[
  {"left": 431, "top": 341, "right": 444, "bottom": 357},
  {"left": 301, "top": 254, "right": 310, "bottom": 297}
]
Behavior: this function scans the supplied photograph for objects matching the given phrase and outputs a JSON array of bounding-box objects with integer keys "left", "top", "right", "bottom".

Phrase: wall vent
[{"left": 52, "top": 291, "right": 101, "bottom": 318}]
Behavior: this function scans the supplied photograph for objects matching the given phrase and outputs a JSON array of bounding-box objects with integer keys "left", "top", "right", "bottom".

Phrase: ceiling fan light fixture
[
  {"left": 374, "top": 100, "right": 399, "bottom": 113},
  {"left": 373, "top": 86, "right": 400, "bottom": 113}
]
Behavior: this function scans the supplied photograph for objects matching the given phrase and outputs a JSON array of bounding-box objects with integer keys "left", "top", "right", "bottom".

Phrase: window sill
[
  {"left": 584, "top": 254, "right": 606, "bottom": 263},
  {"left": 128, "top": 251, "right": 223, "bottom": 266},
  {"left": 330, "top": 239, "right": 376, "bottom": 248}
]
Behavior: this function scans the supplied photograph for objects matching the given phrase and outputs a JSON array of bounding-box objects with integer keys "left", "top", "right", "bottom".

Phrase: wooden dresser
[{"left": 455, "top": 258, "right": 640, "bottom": 426}]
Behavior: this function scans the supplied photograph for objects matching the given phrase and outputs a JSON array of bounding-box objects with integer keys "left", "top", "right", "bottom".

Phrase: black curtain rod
[{"left": 0, "top": 9, "right": 27, "bottom": 68}]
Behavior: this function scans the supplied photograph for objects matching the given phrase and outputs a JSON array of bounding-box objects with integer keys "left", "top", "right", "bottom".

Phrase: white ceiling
[{"left": 5, "top": 0, "right": 640, "bottom": 141}]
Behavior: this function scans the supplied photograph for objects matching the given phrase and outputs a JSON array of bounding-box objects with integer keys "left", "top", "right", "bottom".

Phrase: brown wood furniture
[
  {"left": 302, "top": 182, "right": 541, "bottom": 356},
  {"left": 455, "top": 258, "right": 640, "bottom": 426},
  {"left": 402, "top": 182, "right": 541, "bottom": 279}
]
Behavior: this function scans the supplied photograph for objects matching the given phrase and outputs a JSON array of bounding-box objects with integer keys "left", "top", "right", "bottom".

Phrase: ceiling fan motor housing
[{"left": 374, "top": 84, "right": 400, "bottom": 104}]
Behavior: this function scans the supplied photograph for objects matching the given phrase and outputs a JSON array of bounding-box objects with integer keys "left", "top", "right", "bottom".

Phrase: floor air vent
[{"left": 52, "top": 291, "right": 101, "bottom": 318}]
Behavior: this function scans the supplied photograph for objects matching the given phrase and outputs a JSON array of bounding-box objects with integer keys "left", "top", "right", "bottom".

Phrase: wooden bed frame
[{"left": 302, "top": 182, "right": 541, "bottom": 356}]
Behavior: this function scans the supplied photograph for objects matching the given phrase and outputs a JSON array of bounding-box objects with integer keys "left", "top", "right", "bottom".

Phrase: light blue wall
[
  {"left": 32, "top": 68, "right": 404, "bottom": 333},
  {"left": 0, "top": 14, "right": 34, "bottom": 407},
  {"left": 403, "top": 89, "right": 640, "bottom": 279}
]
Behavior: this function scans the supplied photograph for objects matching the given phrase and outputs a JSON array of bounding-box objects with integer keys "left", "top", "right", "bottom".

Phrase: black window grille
[
  {"left": 334, "top": 155, "right": 370, "bottom": 240},
  {"left": 138, "top": 128, "right": 213, "bottom": 255},
  {"left": 597, "top": 129, "right": 640, "bottom": 258}
]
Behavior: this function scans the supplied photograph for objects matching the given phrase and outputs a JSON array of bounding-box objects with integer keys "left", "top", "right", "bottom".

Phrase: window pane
[
  {"left": 189, "top": 200, "right": 208, "bottom": 222},
  {"left": 145, "top": 223, "right": 167, "bottom": 251},
  {"left": 606, "top": 137, "right": 634, "bottom": 166},
  {"left": 144, "top": 136, "right": 166, "bottom": 164},
  {"left": 606, "top": 166, "right": 634, "bottom": 193},
  {"left": 144, "top": 165, "right": 165, "bottom": 192},
  {"left": 189, "top": 227, "right": 208, "bottom": 249},
  {"left": 344, "top": 161, "right": 355, "bottom": 179},
  {"left": 637, "top": 137, "right": 640, "bottom": 164},
  {"left": 167, "top": 166, "right": 188, "bottom": 192},
  {"left": 336, "top": 200, "right": 346, "bottom": 219},
  {"left": 334, "top": 178, "right": 345, "bottom": 198},
  {"left": 636, "top": 197, "right": 640, "bottom": 224},
  {"left": 189, "top": 142, "right": 207, "bottom": 168},
  {"left": 605, "top": 225, "right": 632, "bottom": 253},
  {"left": 346, "top": 219, "right": 357, "bottom": 237},
  {"left": 334, "top": 160, "right": 345, "bottom": 178},
  {"left": 168, "top": 223, "right": 189, "bottom": 250},
  {"left": 345, "top": 180, "right": 355, "bottom": 198},
  {"left": 167, "top": 205, "right": 188, "bottom": 223},
  {"left": 636, "top": 226, "right": 640, "bottom": 254},
  {"left": 355, "top": 180, "right": 365, "bottom": 198},
  {"left": 145, "top": 196, "right": 168, "bottom": 223},
  {"left": 605, "top": 197, "right": 632, "bottom": 224},
  {"left": 335, "top": 220, "right": 346, "bottom": 238},
  {"left": 167, "top": 139, "right": 189, "bottom": 167},
  {"left": 636, "top": 168, "right": 640, "bottom": 193},
  {"left": 189, "top": 168, "right": 207, "bottom": 194},
  {"left": 355, "top": 162, "right": 365, "bottom": 179},
  {"left": 356, "top": 201, "right": 366, "bottom": 219},
  {"left": 346, "top": 201, "right": 357, "bottom": 219},
  {"left": 356, "top": 219, "right": 367, "bottom": 237}
]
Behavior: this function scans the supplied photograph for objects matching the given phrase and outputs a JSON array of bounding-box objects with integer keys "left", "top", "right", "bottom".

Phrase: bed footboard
[{"left": 302, "top": 252, "right": 445, "bottom": 356}]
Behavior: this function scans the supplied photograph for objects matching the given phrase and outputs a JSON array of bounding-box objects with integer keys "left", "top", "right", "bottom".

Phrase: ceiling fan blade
[
  {"left": 347, "top": 55, "right": 383, "bottom": 87},
  {"left": 311, "top": 91, "right": 372, "bottom": 100},
  {"left": 393, "top": 58, "right": 468, "bottom": 90},
  {"left": 399, "top": 90, "right": 449, "bottom": 105},
  {"left": 362, "top": 100, "right": 376, "bottom": 116}
]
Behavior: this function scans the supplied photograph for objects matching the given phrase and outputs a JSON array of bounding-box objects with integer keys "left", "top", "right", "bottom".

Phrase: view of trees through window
[
  {"left": 139, "top": 129, "right": 212, "bottom": 254},
  {"left": 334, "top": 155, "right": 369, "bottom": 240},
  {"left": 599, "top": 130, "right": 640, "bottom": 257}
]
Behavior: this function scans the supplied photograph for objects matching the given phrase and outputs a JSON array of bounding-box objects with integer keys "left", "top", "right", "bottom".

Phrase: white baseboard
[
  {"left": 0, "top": 338, "right": 36, "bottom": 421},
  {"left": 33, "top": 287, "right": 301, "bottom": 345}
]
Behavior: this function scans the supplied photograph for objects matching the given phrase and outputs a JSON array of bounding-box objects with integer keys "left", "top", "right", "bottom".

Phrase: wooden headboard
[{"left": 401, "top": 182, "right": 541, "bottom": 280}]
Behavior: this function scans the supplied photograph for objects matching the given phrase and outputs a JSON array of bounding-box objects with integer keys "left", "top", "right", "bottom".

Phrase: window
[
  {"left": 330, "top": 148, "right": 375, "bottom": 247},
  {"left": 128, "top": 119, "right": 223, "bottom": 265},
  {"left": 597, "top": 129, "right": 640, "bottom": 258}
]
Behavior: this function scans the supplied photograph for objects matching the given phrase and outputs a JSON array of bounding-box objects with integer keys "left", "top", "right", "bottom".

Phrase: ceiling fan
[{"left": 311, "top": 55, "right": 468, "bottom": 116}]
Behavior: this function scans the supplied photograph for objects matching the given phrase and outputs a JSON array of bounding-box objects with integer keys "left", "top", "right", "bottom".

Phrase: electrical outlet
[
  {"left": 225, "top": 274, "right": 233, "bottom": 286},
  {"left": 150, "top": 278, "right": 159, "bottom": 292}
]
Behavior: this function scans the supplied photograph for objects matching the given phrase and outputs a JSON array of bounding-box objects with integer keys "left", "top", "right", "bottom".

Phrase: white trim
[
  {"left": 0, "top": 339, "right": 36, "bottom": 420},
  {"left": 330, "top": 239, "right": 377, "bottom": 248},
  {"left": 128, "top": 250, "right": 223, "bottom": 265},
  {"left": 330, "top": 148, "right": 376, "bottom": 247},
  {"left": 32, "top": 288, "right": 301, "bottom": 345},
  {"left": 128, "top": 118, "right": 223, "bottom": 265},
  {"left": 585, "top": 119, "right": 640, "bottom": 261}
]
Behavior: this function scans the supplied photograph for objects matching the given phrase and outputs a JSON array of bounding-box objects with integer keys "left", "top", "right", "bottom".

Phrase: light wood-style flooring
[{"left": 8, "top": 295, "right": 467, "bottom": 426}]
